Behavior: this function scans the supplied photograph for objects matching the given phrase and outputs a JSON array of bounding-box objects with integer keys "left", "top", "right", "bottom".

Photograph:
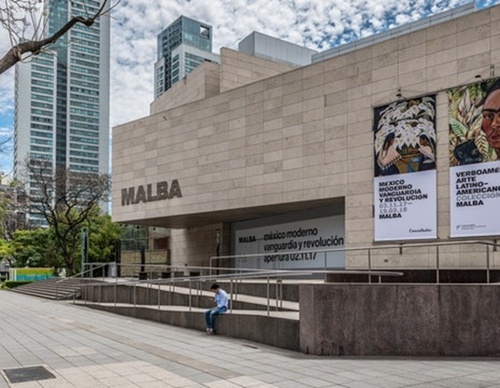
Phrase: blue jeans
[{"left": 204, "top": 306, "right": 227, "bottom": 330}]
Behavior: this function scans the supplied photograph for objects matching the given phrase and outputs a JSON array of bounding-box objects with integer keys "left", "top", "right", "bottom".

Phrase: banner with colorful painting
[
  {"left": 373, "top": 96, "right": 437, "bottom": 241},
  {"left": 449, "top": 79, "right": 500, "bottom": 237}
]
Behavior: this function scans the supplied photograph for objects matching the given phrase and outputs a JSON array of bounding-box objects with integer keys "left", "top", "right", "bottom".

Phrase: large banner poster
[
  {"left": 374, "top": 96, "right": 437, "bottom": 241},
  {"left": 449, "top": 79, "right": 500, "bottom": 237},
  {"left": 234, "top": 216, "right": 345, "bottom": 270}
]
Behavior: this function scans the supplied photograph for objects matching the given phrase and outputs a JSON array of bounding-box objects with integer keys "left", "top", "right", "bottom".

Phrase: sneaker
[{"left": 206, "top": 328, "right": 214, "bottom": 335}]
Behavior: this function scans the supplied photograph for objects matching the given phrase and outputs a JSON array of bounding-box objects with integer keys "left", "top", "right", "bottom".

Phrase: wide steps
[{"left": 10, "top": 278, "right": 96, "bottom": 300}]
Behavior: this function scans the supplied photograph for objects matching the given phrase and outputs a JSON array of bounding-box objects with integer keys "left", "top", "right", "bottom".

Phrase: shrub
[{"left": 3, "top": 281, "right": 33, "bottom": 289}]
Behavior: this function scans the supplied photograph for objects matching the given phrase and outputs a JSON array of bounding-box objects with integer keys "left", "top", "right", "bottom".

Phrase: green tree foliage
[
  {"left": 88, "top": 213, "right": 120, "bottom": 263},
  {"left": 9, "top": 228, "right": 56, "bottom": 268},
  {"left": 6, "top": 213, "right": 120, "bottom": 273},
  {"left": 0, "top": 237, "right": 13, "bottom": 262}
]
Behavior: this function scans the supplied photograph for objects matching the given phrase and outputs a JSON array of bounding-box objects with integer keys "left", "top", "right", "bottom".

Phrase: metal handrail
[
  {"left": 62, "top": 239, "right": 500, "bottom": 319},
  {"left": 55, "top": 263, "right": 108, "bottom": 300},
  {"left": 74, "top": 267, "right": 404, "bottom": 316},
  {"left": 56, "top": 263, "right": 109, "bottom": 282},
  {"left": 210, "top": 239, "right": 500, "bottom": 283}
]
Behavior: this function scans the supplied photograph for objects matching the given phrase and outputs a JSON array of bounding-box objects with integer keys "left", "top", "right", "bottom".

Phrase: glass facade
[
  {"left": 154, "top": 16, "right": 216, "bottom": 98},
  {"left": 14, "top": 0, "right": 110, "bottom": 227}
]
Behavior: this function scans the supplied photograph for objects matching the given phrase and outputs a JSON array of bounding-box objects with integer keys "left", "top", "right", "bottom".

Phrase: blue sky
[{"left": 0, "top": 0, "right": 500, "bottom": 175}]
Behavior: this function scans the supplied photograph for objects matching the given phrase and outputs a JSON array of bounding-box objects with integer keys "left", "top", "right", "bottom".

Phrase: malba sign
[{"left": 121, "top": 180, "right": 182, "bottom": 206}]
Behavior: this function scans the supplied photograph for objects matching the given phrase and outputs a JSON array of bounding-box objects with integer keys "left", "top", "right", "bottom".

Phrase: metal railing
[
  {"left": 72, "top": 264, "right": 403, "bottom": 315},
  {"left": 55, "top": 263, "right": 108, "bottom": 300},
  {"left": 210, "top": 239, "right": 500, "bottom": 284},
  {"left": 55, "top": 239, "right": 500, "bottom": 315}
]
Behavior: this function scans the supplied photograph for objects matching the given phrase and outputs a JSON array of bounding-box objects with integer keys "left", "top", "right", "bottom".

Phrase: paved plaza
[{"left": 0, "top": 291, "right": 500, "bottom": 387}]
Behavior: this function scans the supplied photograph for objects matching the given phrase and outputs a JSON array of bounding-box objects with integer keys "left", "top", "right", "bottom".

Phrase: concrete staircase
[{"left": 10, "top": 277, "right": 95, "bottom": 300}]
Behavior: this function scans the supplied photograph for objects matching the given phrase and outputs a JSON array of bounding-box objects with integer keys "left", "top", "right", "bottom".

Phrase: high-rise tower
[
  {"left": 154, "top": 16, "right": 219, "bottom": 98},
  {"left": 14, "top": 0, "right": 110, "bottom": 227}
]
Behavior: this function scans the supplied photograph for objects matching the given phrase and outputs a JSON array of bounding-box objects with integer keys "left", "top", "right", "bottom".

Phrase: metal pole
[
  {"left": 81, "top": 228, "right": 88, "bottom": 276},
  {"left": 230, "top": 278, "right": 233, "bottom": 313},
  {"left": 234, "top": 275, "right": 238, "bottom": 301},
  {"left": 436, "top": 245, "right": 440, "bottom": 284},
  {"left": 275, "top": 278, "right": 279, "bottom": 311},
  {"left": 280, "top": 277, "right": 283, "bottom": 308},
  {"left": 196, "top": 280, "right": 200, "bottom": 307},
  {"left": 368, "top": 249, "right": 372, "bottom": 284},
  {"left": 266, "top": 276, "right": 270, "bottom": 316},
  {"left": 189, "top": 279, "right": 192, "bottom": 311},
  {"left": 158, "top": 281, "right": 161, "bottom": 310},
  {"left": 487, "top": 244, "right": 490, "bottom": 284}
]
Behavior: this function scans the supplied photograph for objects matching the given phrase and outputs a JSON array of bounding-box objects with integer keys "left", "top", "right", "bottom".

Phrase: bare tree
[
  {"left": 0, "top": 0, "right": 119, "bottom": 75},
  {"left": 25, "top": 158, "right": 111, "bottom": 275}
]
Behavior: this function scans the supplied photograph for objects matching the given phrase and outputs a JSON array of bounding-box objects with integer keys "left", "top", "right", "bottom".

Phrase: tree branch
[{"left": 0, "top": 0, "right": 118, "bottom": 75}]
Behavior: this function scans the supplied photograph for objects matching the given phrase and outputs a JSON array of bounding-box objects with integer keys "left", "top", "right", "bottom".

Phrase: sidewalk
[{"left": 0, "top": 291, "right": 499, "bottom": 388}]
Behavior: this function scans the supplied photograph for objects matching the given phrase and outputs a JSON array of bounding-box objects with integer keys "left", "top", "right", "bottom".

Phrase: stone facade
[{"left": 113, "top": 5, "right": 500, "bottom": 270}]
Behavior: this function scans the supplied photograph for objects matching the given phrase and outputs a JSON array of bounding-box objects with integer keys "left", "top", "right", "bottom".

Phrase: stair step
[{"left": 9, "top": 278, "right": 91, "bottom": 300}]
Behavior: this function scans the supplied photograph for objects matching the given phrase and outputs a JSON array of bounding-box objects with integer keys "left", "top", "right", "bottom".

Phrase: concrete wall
[
  {"left": 81, "top": 282, "right": 300, "bottom": 351},
  {"left": 300, "top": 283, "right": 500, "bottom": 356},
  {"left": 82, "top": 281, "right": 500, "bottom": 356},
  {"left": 85, "top": 303, "right": 299, "bottom": 351}
]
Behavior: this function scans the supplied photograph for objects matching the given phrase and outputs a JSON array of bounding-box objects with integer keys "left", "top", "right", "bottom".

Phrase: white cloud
[
  {"left": 109, "top": 0, "right": 482, "bottom": 127},
  {"left": 2, "top": 0, "right": 500, "bottom": 169}
]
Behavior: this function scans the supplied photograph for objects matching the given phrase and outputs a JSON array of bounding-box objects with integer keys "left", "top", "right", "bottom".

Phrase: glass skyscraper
[
  {"left": 154, "top": 16, "right": 219, "bottom": 98},
  {"left": 14, "top": 0, "right": 110, "bottom": 226}
]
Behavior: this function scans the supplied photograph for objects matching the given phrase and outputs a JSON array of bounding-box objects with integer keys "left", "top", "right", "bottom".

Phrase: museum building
[{"left": 112, "top": 3, "right": 500, "bottom": 278}]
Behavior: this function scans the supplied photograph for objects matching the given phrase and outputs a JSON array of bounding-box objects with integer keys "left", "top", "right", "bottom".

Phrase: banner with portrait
[
  {"left": 449, "top": 79, "right": 500, "bottom": 237},
  {"left": 373, "top": 96, "right": 437, "bottom": 241}
]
